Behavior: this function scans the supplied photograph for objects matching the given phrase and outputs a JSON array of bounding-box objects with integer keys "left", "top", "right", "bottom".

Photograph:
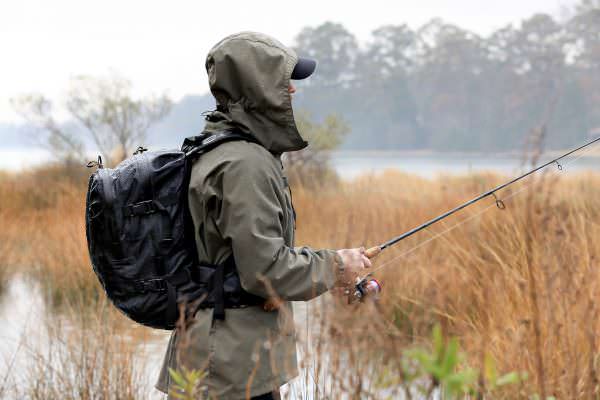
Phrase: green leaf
[
  {"left": 168, "top": 368, "right": 187, "bottom": 388},
  {"left": 440, "top": 338, "right": 459, "bottom": 376},
  {"left": 496, "top": 371, "right": 521, "bottom": 386},
  {"left": 432, "top": 324, "right": 444, "bottom": 362},
  {"left": 484, "top": 352, "right": 497, "bottom": 384},
  {"left": 444, "top": 369, "right": 477, "bottom": 395}
]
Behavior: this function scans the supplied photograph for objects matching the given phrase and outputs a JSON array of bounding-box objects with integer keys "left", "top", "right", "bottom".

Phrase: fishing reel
[{"left": 348, "top": 276, "right": 382, "bottom": 304}]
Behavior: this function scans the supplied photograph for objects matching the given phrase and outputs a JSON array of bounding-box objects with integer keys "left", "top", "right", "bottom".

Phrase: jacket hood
[{"left": 202, "top": 31, "right": 308, "bottom": 154}]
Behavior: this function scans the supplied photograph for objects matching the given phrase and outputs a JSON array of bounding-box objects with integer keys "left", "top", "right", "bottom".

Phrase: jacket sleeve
[{"left": 214, "top": 150, "right": 340, "bottom": 301}]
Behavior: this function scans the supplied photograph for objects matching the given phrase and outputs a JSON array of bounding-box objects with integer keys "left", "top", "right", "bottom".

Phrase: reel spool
[{"left": 350, "top": 277, "right": 382, "bottom": 303}]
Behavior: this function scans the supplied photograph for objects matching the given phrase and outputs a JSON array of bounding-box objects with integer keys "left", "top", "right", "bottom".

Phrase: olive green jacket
[{"left": 156, "top": 32, "right": 341, "bottom": 399}]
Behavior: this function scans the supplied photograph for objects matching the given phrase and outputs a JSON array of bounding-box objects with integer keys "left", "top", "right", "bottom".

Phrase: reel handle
[{"left": 350, "top": 277, "right": 382, "bottom": 303}]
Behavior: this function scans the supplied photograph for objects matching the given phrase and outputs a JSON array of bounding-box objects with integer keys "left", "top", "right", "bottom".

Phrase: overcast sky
[{"left": 0, "top": 0, "right": 578, "bottom": 123}]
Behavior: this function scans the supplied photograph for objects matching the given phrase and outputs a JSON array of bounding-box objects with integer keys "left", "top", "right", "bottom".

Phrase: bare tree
[
  {"left": 12, "top": 74, "right": 172, "bottom": 166},
  {"left": 11, "top": 94, "right": 86, "bottom": 164}
]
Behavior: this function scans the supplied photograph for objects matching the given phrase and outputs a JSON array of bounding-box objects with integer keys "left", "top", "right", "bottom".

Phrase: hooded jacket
[{"left": 156, "top": 32, "right": 341, "bottom": 399}]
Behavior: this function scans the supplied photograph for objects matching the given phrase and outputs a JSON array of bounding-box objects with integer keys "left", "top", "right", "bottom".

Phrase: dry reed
[
  {"left": 2, "top": 163, "right": 600, "bottom": 398},
  {"left": 292, "top": 169, "right": 600, "bottom": 398},
  {"left": 2, "top": 298, "right": 154, "bottom": 399}
]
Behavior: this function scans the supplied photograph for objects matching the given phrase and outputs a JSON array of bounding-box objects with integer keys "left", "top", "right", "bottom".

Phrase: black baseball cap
[{"left": 291, "top": 57, "right": 317, "bottom": 80}]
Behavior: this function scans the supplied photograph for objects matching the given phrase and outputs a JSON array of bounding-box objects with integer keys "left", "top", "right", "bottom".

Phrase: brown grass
[
  {"left": 292, "top": 169, "right": 600, "bottom": 398},
  {"left": 1, "top": 298, "right": 154, "bottom": 399},
  {"left": 0, "top": 166, "right": 99, "bottom": 307},
  {"left": 2, "top": 164, "right": 600, "bottom": 397}
]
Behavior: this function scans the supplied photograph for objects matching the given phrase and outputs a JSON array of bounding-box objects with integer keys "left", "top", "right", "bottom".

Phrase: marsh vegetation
[{"left": 1, "top": 164, "right": 600, "bottom": 398}]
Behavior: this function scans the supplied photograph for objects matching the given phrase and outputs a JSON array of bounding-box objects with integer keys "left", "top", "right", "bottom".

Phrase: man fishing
[{"left": 155, "top": 32, "right": 371, "bottom": 399}]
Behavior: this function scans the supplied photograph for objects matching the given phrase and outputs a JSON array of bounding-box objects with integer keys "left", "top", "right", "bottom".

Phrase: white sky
[{"left": 0, "top": 0, "right": 577, "bottom": 123}]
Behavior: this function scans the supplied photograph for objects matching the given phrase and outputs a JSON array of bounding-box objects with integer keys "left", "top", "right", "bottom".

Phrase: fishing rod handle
[{"left": 365, "top": 246, "right": 382, "bottom": 259}]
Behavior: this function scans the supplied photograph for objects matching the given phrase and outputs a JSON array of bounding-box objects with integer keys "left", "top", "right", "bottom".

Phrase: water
[
  {"left": 0, "top": 277, "right": 321, "bottom": 399},
  {"left": 331, "top": 151, "right": 600, "bottom": 179},
  {"left": 0, "top": 149, "right": 52, "bottom": 171},
  {"left": 0, "top": 277, "right": 168, "bottom": 398},
  {"left": 0, "top": 276, "right": 46, "bottom": 382},
  {"left": 2, "top": 147, "right": 599, "bottom": 178}
]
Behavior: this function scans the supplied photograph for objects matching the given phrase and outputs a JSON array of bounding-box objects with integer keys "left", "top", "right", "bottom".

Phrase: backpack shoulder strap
[{"left": 182, "top": 130, "right": 259, "bottom": 159}]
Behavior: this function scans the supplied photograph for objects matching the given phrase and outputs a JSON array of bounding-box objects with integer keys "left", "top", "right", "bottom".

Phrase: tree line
[
  {"left": 291, "top": 1, "right": 600, "bottom": 151},
  {"left": 12, "top": 1, "right": 600, "bottom": 160}
]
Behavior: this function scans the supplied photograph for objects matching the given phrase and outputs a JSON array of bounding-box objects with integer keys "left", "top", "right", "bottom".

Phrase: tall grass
[
  {"left": 0, "top": 170, "right": 26, "bottom": 293},
  {"left": 1, "top": 298, "right": 153, "bottom": 399},
  {"left": 292, "top": 169, "right": 600, "bottom": 398},
  {"left": 2, "top": 164, "right": 600, "bottom": 397},
  {"left": 0, "top": 166, "right": 100, "bottom": 308},
  {"left": 0, "top": 214, "right": 16, "bottom": 294}
]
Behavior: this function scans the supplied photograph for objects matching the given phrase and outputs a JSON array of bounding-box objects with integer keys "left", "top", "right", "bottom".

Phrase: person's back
[{"left": 156, "top": 31, "right": 370, "bottom": 400}]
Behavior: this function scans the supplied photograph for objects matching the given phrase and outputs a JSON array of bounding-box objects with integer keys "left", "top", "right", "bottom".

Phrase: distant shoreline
[
  {"left": 1, "top": 147, "right": 599, "bottom": 174},
  {"left": 333, "top": 148, "right": 600, "bottom": 159},
  {"left": 2, "top": 145, "right": 600, "bottom": 157}
]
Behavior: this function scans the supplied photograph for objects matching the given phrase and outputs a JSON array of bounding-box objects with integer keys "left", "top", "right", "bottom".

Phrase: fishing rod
[{"left": 350, "top": 135, "right": 600, "bottom": 302}]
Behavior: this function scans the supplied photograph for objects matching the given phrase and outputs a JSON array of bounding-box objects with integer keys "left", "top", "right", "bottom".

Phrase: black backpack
[{"left": 85, "top": 131, "right": 262, "bottom": 330}]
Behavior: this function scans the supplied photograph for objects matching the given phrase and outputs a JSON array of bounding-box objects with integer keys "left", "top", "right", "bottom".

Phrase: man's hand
[
  {"left": 264, "top": 247, "right": 372, "bottom": 310},
  {"left": 336, "top": 247, "right": 372, "bottom": 286}
]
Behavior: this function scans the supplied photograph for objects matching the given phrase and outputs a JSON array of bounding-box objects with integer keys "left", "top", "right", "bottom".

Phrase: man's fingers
[{"left": 362, "top": 256, "right": 372, "bottom": 268}]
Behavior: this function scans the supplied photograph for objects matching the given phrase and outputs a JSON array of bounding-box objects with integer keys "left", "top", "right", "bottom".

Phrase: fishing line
[{"left": 367, "top": 137, "right": 600, "bottom": 277}]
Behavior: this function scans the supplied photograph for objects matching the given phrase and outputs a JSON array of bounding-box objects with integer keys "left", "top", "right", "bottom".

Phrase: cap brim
[{"left": 291, "top": 57, "right": 317, "bottom": 80}]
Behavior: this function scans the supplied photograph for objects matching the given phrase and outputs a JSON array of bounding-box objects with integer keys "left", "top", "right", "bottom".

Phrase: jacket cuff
[{"left": 331, "top": 250, "right": 346, "bottom": 288}]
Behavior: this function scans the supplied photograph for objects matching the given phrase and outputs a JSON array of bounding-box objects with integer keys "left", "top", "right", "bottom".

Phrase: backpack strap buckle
[
  {"left": 135, "top": 278, "right": 167, "bottom": 293},
  {"left": 124, "top": 200, "right": 156, "bottom": 217}
]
